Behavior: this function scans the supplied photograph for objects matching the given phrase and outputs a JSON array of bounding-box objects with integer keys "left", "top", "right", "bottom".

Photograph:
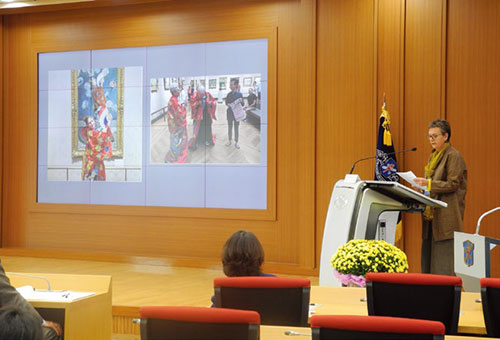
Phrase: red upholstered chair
[
  {"left": 365, "top": 273, "right": 462, "bottom": 334},
  {"left": 310, "top": 315, "right": 445, "bottom": 340},
  {"left": 139, "top": 306, "right": 259, "bottom": 340},
  {"left": 480, "top": 277, "right": 500, "bottom": 337},
  {"left": 213, "top": 277, "right": 310, "bottom": 326}
]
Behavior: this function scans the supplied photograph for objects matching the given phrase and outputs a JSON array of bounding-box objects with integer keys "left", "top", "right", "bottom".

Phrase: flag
[
  {"left": 375, "top": 100, "right": 399, "bottom": 181},
  {"left": 375, "top": 99, "right": 403, "bottom": 242}
]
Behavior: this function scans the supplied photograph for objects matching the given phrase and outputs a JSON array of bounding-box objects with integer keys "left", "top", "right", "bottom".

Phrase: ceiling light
[{"left": 3, "top": 2, "right": 30, "bottom": 7}]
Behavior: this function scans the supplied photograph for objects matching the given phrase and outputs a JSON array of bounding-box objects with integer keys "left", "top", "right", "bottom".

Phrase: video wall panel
[{"left": 38, "top": 39, "right": 268, "bottom": 209}]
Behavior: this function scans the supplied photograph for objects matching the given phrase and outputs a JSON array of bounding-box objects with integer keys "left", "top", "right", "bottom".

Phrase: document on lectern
[
  {"left": 397, "top": 171, "right": 426, "bottom": 190},
  {"left": 16, "top": 285, "right": 95, "bottom": 302}
]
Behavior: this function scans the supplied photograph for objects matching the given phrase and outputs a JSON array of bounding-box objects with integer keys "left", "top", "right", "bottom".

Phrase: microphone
[
  {"left": 284, "top": 330, "right": 311, "bottom": 336},
  {"left": 349, "top": 147, "right": 417, "bottom": 174},
  {"left": 8, "top": 272, "right": 51, "bottom": 291},
  {"left": 475, "top": 207, "right": 500, "bottom": 235}
]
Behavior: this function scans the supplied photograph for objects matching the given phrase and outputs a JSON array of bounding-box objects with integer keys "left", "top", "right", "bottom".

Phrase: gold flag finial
[{"left": 381, "top": 93, "right": 392, "bottom": 146}]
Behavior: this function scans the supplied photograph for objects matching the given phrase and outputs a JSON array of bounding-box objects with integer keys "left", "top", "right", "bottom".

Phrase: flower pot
[{"left": 333, "top": 269, "right": 366, "bottom": 287}]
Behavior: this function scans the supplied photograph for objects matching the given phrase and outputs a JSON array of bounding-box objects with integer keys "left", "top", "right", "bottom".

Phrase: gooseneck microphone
[
  {"left": 8, "top": 272, "right": 51, "bottom": 291},
  {"left": 284, "top": 329, "right": 311, "bottom": 336},
  {"left": 349, "top": 147, "right": 417, "bottom": 174},
  {"left": 475, "top": 207, "right": 500, "bottom": 235}
]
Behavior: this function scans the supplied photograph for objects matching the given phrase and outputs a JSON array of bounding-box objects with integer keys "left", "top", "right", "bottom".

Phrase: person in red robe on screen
[
  {"left": 81, "top": 115, "right": 113, "bottom": 181},
  {"left": 165, "top": 85, "right": 188, "bottom": 163}
]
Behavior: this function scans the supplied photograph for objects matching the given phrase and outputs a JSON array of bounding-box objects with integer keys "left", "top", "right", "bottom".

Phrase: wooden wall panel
[
  {"left": 2, "top": 14, "right": 33, "bottom": 247},
  {"left": 0, "top": 15, "right": 2, "bottom": 246},
  {"left": 274, "top": 0, "right": 316, "bottom": 268},
  {"left": 447, "top": 0, "right": 500, "bottom": 277},
  {"left": 3, "top": 0, "right": 500, "bottom": 278},
  {"left": 316, "top": 0, "right": 500, "bottom": 277},
  {"left": 402, "top": 0, "right": 446, "bottom": 272},
  {"left": 376, "top": 0, "right": 405, "bottom": 249},
  {"left": 1, "top": 0, "right": 317, "bottom": 274},
  {"left": 376, "top": 0, "right": 404, "bottom": 157},
  {"left": 316, "top": 0, "right": 377, "bottom": 263}
]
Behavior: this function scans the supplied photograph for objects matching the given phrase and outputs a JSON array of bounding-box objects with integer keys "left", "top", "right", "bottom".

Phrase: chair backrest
[
  {"left": 366, "top": 273, "right": 462, "bottom": 334},
  {"left": 214, "top": 277, "right": 310, "bottom": 326},
  {"left": 310, "top": 315, "right": 445, "bottom": 340},
  {"left": 139, "top": 306, "right": 260, "bottom": 340},
  {"left": 480, "top": 277, "right": 500, "bottom": 337}
]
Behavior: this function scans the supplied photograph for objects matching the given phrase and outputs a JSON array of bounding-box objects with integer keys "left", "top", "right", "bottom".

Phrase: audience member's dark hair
[
  {"left": 222, "top": 230, "right": 264, "bottom": 277},
  {"left": 0, "top": 306, "right": 43, "bottom": 340}
]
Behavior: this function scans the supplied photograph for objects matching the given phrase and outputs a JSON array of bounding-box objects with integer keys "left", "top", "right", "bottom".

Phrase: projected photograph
[
  {"left": 150, "top": 74, "right": 262, "bottom": 164},
  {"left": 45, "top": 66, "right": 143, "bottom": 182},
  {"left": 72, "top": 68, "right": 123, "bottom": 159},
  {"left": 38, "top": 38, "right": 268, "bottom": 209}
]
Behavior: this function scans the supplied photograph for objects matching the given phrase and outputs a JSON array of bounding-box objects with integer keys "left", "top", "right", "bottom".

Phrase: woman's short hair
[
  {"left": 222, "top": 230, "right": 264, "bottom": 277},
  {"left": 0, "top": 307, "right": 43, "bottom": 340},
  {"left": 429, "top": 119, "right": 451, "bottom": 141}
]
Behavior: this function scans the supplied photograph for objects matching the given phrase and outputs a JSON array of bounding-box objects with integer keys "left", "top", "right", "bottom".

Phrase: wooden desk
[
  {"left": 310, "top": 286, "right": 485, "bottom": 335},
  {"left": 260, "top": 326, "right": 494, "bottom": 340},
  {"left": 7, "top": 272, "right": 112, "bottom": 340}
]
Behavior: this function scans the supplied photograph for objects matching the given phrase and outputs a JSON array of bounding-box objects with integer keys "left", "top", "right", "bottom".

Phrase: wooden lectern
[{"left": 7, "top": 272, "right": 112, "bottom": 340}]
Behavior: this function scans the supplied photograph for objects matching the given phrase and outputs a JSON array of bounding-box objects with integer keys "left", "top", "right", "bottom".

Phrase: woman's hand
[
  {"left": 43, "top": 320, "right": 63, "bottom": 336},
  {"left": 414, "top": 177, "right": 429, "bottom": 187}
]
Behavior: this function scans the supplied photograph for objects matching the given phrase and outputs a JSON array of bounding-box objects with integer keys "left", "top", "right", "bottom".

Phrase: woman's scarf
[{"left": 423, "top": 143, "right": 450, "bottom": 220}]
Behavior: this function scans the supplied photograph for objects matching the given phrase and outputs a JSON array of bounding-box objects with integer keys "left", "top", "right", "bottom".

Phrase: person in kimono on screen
[
  {"left": 81, "top": 114, "right": 114, "bottom": 181},
  {"left": 92, "top": 70, "right": 113, "bottom": 130},
  {"left": 188, "top": 86, "right": 217, "bottom": 150},
  {"left": 165, "top": 84, "right": 188, "bottom": 163},
  {"left": 80, "top": 72, "right": 116, "bottom": 181}
]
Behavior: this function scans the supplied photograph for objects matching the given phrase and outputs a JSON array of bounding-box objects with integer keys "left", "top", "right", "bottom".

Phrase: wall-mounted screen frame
[{"left": 36, "top": 35, "right": 277, "bottom": 220}]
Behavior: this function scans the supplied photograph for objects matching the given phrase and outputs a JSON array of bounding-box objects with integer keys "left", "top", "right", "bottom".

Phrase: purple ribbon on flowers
[{"left": 333, "top": 269, "right": 366, "bottom": 287}]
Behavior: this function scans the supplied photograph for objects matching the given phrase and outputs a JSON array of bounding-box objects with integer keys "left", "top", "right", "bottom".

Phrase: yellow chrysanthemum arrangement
[{"left": 331, "top": 239, "right": 408, "bottom": 286}]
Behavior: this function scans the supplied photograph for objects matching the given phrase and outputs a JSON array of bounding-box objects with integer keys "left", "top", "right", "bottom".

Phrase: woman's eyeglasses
[{"left": 427, "top": 133, "right": 442, "bottom": 140}]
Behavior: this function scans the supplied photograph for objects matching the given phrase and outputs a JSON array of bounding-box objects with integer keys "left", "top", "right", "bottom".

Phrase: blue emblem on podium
[{"left": 463, "top": 240, "right": 474, "bottom": 267}]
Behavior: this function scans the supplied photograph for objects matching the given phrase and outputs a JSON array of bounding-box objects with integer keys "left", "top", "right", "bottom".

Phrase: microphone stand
[
  {"left": 475, "top": 207, "right": 500, "bottom": 235},
  {"left": 350, "top": 155, "right": 378, "bottom": 174},
  {"left": 349, "top": 147, "right": 417, "bottom": 174},
  {"left": 8, "top": 272, "right": 51, "bottom": 291}
]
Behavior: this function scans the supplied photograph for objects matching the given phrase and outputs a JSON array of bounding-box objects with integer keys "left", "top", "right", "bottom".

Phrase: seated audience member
[
  {"left": 246, "top": 88, "right": 257, "bottom": 111},
  {"left": 0, "top": 261, "right": 62, "bottom": 340},
  {"left": 0, "top": 306, "right": 43, "bottom": 340},
  {"left": 212, "top": 230, "right": 275, "bottom": 306},
  {"left": 222, "top": 230, "right": 274, "bottom": 277}
]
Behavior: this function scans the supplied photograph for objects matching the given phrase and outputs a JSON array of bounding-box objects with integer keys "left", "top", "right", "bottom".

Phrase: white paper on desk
[
  {"left": 397, "top": 171, "right": 426, "bottom": 190},
  {"left": 308, "top": 305, "right": 316, "bottom": 317},
  {"left": 308, "top": 303, "right": 321, "bottom": 317},
  {"left": 16, "top": 285, "right": 95, "bottom": 302},
  {"left": 16, "top": 285, "right": 36, "bottom": 297}
]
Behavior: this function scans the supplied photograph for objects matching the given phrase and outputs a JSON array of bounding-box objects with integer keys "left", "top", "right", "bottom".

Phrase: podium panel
[
  {"left": 319, "top": 177, "right": 447, "bottom": 286},
  {"left": 454, "top": 232, "right": 500, "bottom": 292},
  {"left": 7, "top": 273, "right": 112, "bottom": 340}
]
